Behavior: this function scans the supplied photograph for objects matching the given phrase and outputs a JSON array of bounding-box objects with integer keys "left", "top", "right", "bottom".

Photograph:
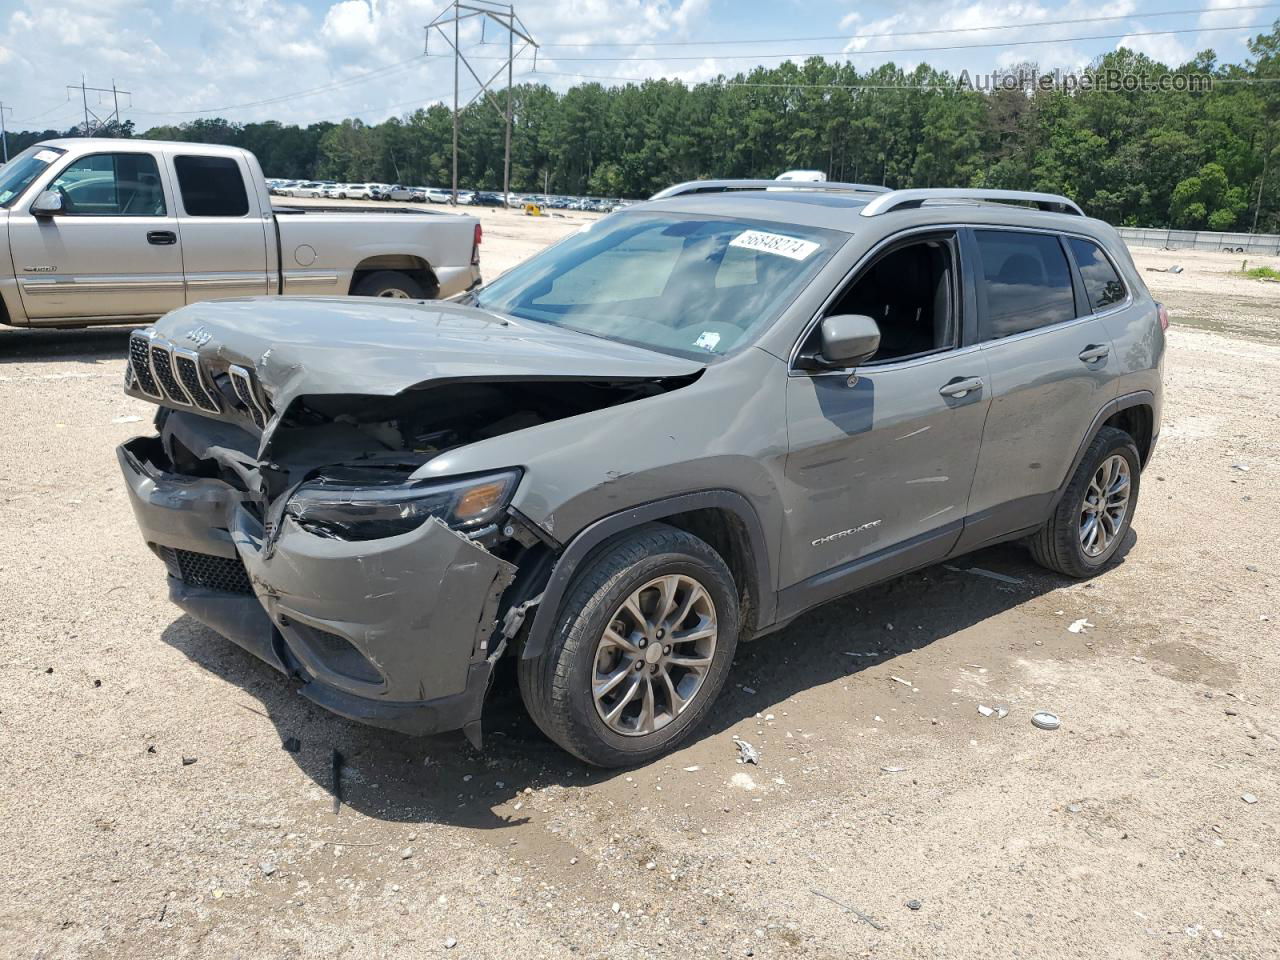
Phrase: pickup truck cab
[{"left": 0, "top": 139, "right": 482, "bottom": 329}]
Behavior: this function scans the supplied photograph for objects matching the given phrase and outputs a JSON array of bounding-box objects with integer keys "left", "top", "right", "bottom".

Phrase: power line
[
  {"left": 465, "top": 21, "right": 1276, "bottom": 62},
  {"left": 535, "top": 2, "right": 1280, "bottom": 47}
]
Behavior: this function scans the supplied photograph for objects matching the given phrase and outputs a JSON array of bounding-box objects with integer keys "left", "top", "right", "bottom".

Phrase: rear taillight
[
  {"left": 1156, "top": 302, "right": 1169, "bottom": 330},
  {"left": 471, "top": 223, "right": 482, "bottom": 265}
]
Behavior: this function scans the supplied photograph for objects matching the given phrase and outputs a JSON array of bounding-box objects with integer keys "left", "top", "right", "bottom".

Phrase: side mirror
[
  {"left": 817, "top": 313, "right": 881, "bottom": 368},
  {"left": 30, "top": 189, "right": 64, "bottom": 217}
]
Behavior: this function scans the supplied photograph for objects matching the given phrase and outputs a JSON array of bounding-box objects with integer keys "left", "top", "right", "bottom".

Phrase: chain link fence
[{"left": 1119, "top": 227, "right": 1280, "bottom": 255}]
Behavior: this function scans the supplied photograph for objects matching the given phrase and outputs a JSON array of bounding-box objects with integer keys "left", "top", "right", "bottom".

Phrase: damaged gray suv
[{"left": 119, "top": 181, "right": 1164, "bottom": 767}]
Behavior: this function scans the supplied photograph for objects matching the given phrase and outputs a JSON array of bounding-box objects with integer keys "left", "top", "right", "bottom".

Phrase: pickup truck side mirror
[
  {"left": 30, "top": 190, "right": 64, "bottom": 217},
  {"left": 808, "top": 313, "right": 881, "bottom": 369}
]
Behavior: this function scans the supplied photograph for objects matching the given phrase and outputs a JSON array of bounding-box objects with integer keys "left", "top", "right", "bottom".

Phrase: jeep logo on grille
[{"left": 185, "top": 326, "right": 213, "bottom": 346}]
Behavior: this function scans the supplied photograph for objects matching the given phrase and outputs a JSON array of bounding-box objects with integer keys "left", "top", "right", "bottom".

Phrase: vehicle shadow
[
  {"left": 158, "top": 533, "right": 1135, "bottom": 831},
  {"left": 0, "top": 325, "right": 142, "bottom": 364}
]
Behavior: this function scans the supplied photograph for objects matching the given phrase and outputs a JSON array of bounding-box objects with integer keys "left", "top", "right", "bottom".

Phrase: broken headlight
[{"left": 285, "top": 469, "right": 521, "bottom": 541}]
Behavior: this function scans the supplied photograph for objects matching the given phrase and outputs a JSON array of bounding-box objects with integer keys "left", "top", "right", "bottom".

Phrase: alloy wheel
[
  {"left": 592, "top": 574, "right": 717, "bottom": 736},
  {"left": 1079, "top": 453, "right": 1131, "bottom": 557}
]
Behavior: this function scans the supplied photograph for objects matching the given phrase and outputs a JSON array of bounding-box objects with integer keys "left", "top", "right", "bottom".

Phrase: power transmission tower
[
  {"left": 425, "top": 2, "right": 538, "bottom": 207},
  {"left": 66, "top": 78, "right": 131, "bottom": 137},
  {"left": 0, "top": 102, "right": 12, "bottom": 162}
]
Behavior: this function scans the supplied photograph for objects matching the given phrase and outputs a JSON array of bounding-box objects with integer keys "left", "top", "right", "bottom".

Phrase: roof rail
[
  {"left": 859, "top": 188, "right": 1084, "bottom": 217},
  {"left": 650, "top": 179, "right": 892, "bottom": 200}
]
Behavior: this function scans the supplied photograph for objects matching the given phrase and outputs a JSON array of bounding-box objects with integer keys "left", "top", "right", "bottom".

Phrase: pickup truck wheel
[
  {"left": 517, "top": 523, "right": 739, "bottom": 767},
  {"left": 1030, "top": 426, "right": 1141, "bottom": 578},
  {"left": 352, "top": 270, "right": 431, "bottom": 300}
]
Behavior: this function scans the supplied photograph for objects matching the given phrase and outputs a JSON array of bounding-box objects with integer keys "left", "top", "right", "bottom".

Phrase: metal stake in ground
[{"left": 425, "top": 2, "right": 539, "bottom": 208}]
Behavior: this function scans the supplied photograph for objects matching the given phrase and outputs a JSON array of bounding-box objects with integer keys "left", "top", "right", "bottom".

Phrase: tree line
[{"left": 8, "top": 21, "right": 1280, "bottom": 232}]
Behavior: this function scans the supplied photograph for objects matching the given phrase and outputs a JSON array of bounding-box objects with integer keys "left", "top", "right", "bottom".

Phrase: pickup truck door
[
  {"left": 169, "top": 153, "right": 270, "bottom": 303},
  {"left": 8, "top": 149, "right": 185, "bottom": 321}
]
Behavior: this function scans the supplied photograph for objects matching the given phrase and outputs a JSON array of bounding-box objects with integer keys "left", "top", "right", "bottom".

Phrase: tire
[
  {"left": 517, "top": 523, "right": 740, "bottom": 767},
  {"left": 1029, "top": 426, "right": 1141, "bottom": 578},
  {"left": 351, "top": 270, "right": 432, "bottom": 300}
]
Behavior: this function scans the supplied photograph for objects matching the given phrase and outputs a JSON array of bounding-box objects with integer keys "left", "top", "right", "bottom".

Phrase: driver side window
[
  {"left": 49, "top": 153, "right": 167, "bottom": 217},
  {"left": 820, "top": 236, "right": 958, "bottom": 364}
]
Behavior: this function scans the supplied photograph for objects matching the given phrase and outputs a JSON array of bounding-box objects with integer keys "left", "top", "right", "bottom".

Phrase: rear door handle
[
  {"left": 1078, "top": 343, "right": 1110, "bottom": 363},
  {"left": 939, "top": 376, "right": 983, "bottom": 399},
  {"left": 147, "top": 230, "right": 177, "bottom": 245}
]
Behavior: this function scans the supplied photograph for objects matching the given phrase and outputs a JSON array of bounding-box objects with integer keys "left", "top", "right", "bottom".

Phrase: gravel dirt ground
[{"left": 1, "top": 209, "right": 1277, "bottom": 960}]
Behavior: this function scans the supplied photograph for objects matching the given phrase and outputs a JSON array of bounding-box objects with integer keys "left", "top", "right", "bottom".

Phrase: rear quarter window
[
  {"left": 174, "top": 155, "right": 250, "bottom": 217},
  {"left": 1067, "top": 237, "right": 1127, "bottom": 311},
  {"left": 975, "top": 230, "right": 1076, "bottom": 341}
]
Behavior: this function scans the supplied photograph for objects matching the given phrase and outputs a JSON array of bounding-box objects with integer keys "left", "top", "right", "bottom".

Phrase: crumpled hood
[{"left": 154, "top": 296, "right": 704, "bottom": 411}]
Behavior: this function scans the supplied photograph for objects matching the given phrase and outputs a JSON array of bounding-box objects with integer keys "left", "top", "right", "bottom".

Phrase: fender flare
[
  {"left": 519, "top": 490, "right": 774, "bottom": 661},
  {"left": 1050, "top": 389, "right": 1155, "bottom": 511}
]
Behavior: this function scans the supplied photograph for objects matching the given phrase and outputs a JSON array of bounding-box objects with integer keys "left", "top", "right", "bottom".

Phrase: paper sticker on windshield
[
  {"left": 34, "top": 150, "right": 59, "bottom": 164},
  {"left": 729, "top": 229, "right": 820, "bottom": 261},
  {"left": 694, "top": 331, "right": 721, "bottom": 352}
]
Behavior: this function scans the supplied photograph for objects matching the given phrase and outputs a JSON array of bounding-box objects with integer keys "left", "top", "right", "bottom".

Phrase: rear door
[
  {"left": 8, "top": 149, "right": 184, "bottom": 321},
  {"left": 954, "top": 227, "right": 1120, "bottom": 550},
  {"left": 171, "top": 153, "right": 270, "bottom": 303}
]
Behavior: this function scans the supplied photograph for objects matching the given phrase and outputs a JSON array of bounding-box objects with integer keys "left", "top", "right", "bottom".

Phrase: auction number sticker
[{"left": 729, "top": 229, "right": 820, "bottom": 261}]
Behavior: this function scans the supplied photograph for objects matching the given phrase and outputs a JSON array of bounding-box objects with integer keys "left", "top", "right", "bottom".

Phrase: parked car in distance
[
  {"left": 115, "top": 178, "right": 1163, "bottom": 767},
  {"left": 423, "top": 187, "right": 452, "bottom": 204},
  {"left": 0, "top": 139, "right": 483, "bottom": 329},
  {"left": 387, "top": 185, "right": 426, "bottom": 202},
  {"left": 280, "top": 180, "right": 326, "bottom": 198}
]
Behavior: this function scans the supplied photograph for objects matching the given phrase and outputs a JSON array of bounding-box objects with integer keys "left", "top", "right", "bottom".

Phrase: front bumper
[{"left": 117, "top": 436, "right": 516, "bottom": 740}]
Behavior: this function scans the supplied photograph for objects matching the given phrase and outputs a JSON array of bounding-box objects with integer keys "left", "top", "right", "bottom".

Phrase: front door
[
  {"left": 779, "top": 232, "right": 990, "bottom": 615},
  {"left": 171, "top": 153, "right": 270, "bottom": 303},
  {"left": 9, "top": 150, "right": 185, "bottom": 321}
]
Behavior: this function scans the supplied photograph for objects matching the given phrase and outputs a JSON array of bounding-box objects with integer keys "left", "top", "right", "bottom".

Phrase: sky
[{"left": 0, "top": 0, "right": 1275, "bottom": 131}]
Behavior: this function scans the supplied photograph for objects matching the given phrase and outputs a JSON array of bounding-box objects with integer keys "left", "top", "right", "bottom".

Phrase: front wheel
[
  {"left": 517, "top": 524, "right": 739, "bottom": 767},
  {"left": 1029, "top": 426, "right": 1141, "bottom": 577}
]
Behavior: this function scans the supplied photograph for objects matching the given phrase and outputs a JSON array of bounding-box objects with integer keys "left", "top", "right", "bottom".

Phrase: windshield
[
  {"left": 472, "top": 211, "right": 843, "bottom": 359},
  {"left": 0, "top": 145, "right": 65, "bottom": 207}
]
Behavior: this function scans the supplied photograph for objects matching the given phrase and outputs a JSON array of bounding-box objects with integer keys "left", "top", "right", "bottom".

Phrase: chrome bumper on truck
[{"left": 117, "top": 435, "right": 516, "bottom": 744}]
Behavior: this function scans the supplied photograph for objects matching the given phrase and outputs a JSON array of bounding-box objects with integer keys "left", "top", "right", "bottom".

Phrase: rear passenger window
[
  {"left": 975, "top": 231, "right": 1076, "bottom": 341},
  {"left": 174, "top": 156, "right": 250, "bottom": 217},
  {"left": 1068, "top": 237, "right": 1126, "bottom": 311}
]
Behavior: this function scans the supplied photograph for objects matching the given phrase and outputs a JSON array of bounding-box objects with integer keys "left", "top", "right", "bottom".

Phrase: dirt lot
[{"left": 1, "top": 212, "right": 1277, "bottom": 960}]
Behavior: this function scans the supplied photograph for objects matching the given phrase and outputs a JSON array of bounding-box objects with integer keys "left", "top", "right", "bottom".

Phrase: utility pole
[
  {"left": 0, "top": 102, "right": 12, "bottom": 163},
  {"left": 66, "top": 78, "right": 131, "bottom": 137},
  {"left": 426, "top": 2, "right": 538, "bottom": 207}
]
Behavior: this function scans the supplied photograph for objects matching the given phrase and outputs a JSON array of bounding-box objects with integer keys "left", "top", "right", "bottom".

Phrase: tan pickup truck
[{"left": 0, "top": 138, "right": 482, "bottom": 328}]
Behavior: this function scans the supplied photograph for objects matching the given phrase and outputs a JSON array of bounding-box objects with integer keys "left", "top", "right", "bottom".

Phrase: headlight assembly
[{"left": 285, "top": 468, "right": 521, "bottom": 541}]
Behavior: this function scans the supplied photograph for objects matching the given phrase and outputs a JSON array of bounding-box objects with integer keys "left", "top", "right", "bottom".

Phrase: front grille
[
  {"left": 229, "top": 365, "right": 270, "bottom": 428},
  {"left": 174, "top": 352, "right": 220, "bottom": 413},
  {"left": 128, "top": 331, "right": 160, "bottom": 397},
  {"left": 150, "top": 344, "right": 190, "bottom": 405},
  {"left": 158, "top": 546, "right": 254, "bottom": 594}
]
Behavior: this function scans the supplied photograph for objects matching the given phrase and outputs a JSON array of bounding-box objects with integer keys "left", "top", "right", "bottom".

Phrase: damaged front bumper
[{"left": 117, "top": 435, "right": 516, "bottom": 743}]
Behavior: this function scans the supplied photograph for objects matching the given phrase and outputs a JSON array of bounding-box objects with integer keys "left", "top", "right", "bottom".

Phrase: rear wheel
[
  {"left": 517, "top": 524, "right": 739, "bottom": 767},
  {"left": 352, "top": 270, "right": 432, "bottom": 300},
  {"left": 1030, "top": 426, "right": 1141, "bottom": 577}
]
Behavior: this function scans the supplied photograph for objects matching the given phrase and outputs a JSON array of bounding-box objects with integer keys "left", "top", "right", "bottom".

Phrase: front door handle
[
  {"left": 939, "top": 376, "right": 984, "bottom": 399},
  {"left": 147, "top": 230, "right": 177, "bottom": 245},
  {"left": 1078, "top": 343, "right": 1110, "bottom": 363}
]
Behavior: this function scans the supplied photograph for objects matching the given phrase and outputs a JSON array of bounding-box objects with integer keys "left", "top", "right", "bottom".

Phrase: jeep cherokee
[{"left": 117, "top": 180, "right": 1164, "bottom": 767}]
